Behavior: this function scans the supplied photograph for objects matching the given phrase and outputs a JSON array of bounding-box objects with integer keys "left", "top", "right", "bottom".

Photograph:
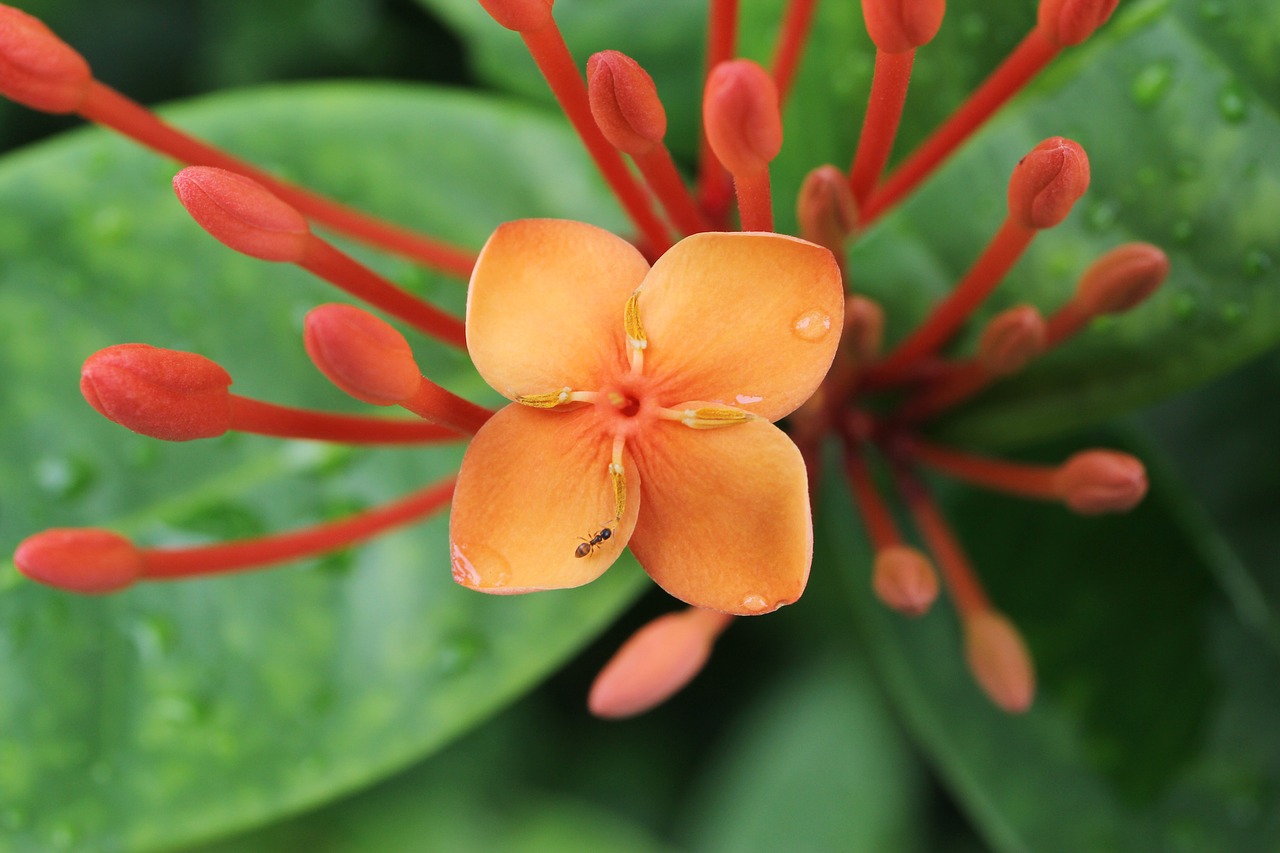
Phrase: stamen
[
  {"left": 588, "top": 607, "right": 734, "bottom": 719},
  {"left": 963, "top": 608, "right": 1036, "bottom": 713},
  {"left": 586, "top": 51, "right": 709, "bottom": 236},
  {"left": 624, "top": 289, "right": 648, "bottom": 373},
  {"left": 769, "top": 0, "right": 819, "bottom": 105},
  {"left": 609, "top": 435, "right": 628, "bottom": 523},
  {"left": 173, "top": 167, "right": 467, "bottom": 348},
  {"left": 703, "top": 60, "right": 782, "bottom": 231},
  {"left": 1045, "top": 242, "right": 1170, "bottom": 346},
  {"left": 866, "top": 138, "right": 1088, "bottom": 387},
  {"left": 516, "top": 387, "right": 575, "bottom": 408},
  {"left": 697, "top": 0, "right": 740, "bottom": 220},
  {"left": 14, "top": 476, "right": 455, "bottom": 590},
  {"left": 676, "top": 405, "right": 756, "bottom": 429}
]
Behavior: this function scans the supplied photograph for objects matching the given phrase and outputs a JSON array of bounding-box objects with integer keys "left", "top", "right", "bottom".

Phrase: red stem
[
  {"left": 859, "top": 31, "right": 1060, "bottom": 226},
  {"left": 734, "top": 169, "right": 774, "bottom": 232},
  {"left": 228, "top": 395, "right": 462, "bottom": 443},
  {"left": 771, "top": 0, "right": 820, "bottom": 105},
  {"left": 908, "top": 441, "right": 1059, "bottom": 500},
  {"left": 842, "top": 444, "right": 902, "bottom": 552},
  {"left": 849, "top": 49, "right": 915, "bottom": 206},
  {"left": 141, "top": 477, "right": 455, "bottom": 579},
  {"left": 634, "top": 145, "right": 711, "bottom": 235},
  {"left": 299, "top": 238, "right": 467, "bottom": 350},
  {"left": 897, "top": 362, "right": 990, "bottom": 422},
  {"left": 893, "top": 466, "right": 989, "bottom": 614},
  {"left": 697, "top": 0, "right": 739, "bottom": 219},
  {"left": 520, "top": 26, "right": 673, "bottom": 253},
  {"left": 1043, "top": 301, "right": 1091, "bottom": 348},
  {"left": 400, "top": 377, "right": 493, "bottom": 436},
  {"left": 77, "top": 82, "right": 477, "bottom": 277},
  {"left": 866, "top": 217, "right": 1035, "bottom": 386}
]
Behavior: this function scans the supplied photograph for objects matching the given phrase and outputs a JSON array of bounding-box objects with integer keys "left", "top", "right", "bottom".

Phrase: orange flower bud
[
  {"left": 797, "top": 164, "right": 857, "bottom": 253},
  {"left": 588, "top": 608, "right": 731, "bottom": 719},
  {"left": 1074, "top": 242, "right": 1169, "bottom": 316},
  {"left": 1007, "top": 137, "right": 1090, "bottom": 230},
  {"left": 15, "top": 528, "right": 142, "bottom": 594},
  {"left": 1036, "top": 0, "right": 1119, "bottom": 47},
  {"left": 80, "top": 344, "right": 232, "bottom": 441},
  {"left": 0, "top": 5, "right": 91, "bottom": 113},
  {"left": 978, "top": 305, "right": 1046, "bottom": 375},
  {"left": 172, "top": 167, "right": 311, "bottom": 263},
  {"left": 1053, "top": 449, "right": 1147, "bottom": 514},
  {"left": 586, "top": 50, "right": 666, "bottom": 156},
  {"left": 703, "top": 60, "right": 783, "bottom": 175},
  {"left": 476, "top": 0, "right": 554, "bottom": 32},
  {"left": 843, "top": 296, "right": 886, "bottom": 364},
  {"left": 872, "top": 545, "right": 939, "bottom": 616},
  {"left": 862, "top": 0, "right": 946, "bottom": 53},
  {"left": 303, "top": 304, "right": 422, "bottom": 406},
  {"left": 963, "top": 609, "right": 1035, "bottom": 713}
]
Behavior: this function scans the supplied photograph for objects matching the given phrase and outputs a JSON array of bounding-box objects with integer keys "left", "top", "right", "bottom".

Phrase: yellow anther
[
  {"left": 609, "top": 461, "right": 627, "bottom": 522},
  {"left": 624, "top": 290, "right": 647, "bottom": 351},
  {"left": 680, "top": 406, "right": 756, "bottom": 429},
  {"left": 516, "top": 387, "right": 573, "bottom": 408}
]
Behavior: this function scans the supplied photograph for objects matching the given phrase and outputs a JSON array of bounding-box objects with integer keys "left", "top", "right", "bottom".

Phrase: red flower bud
[
  {"left": 978, "top": 305, "right": 1046, "bottom": 375},
  {"left": 0, "top": 5, "right": 91, "bottom": 113},
  {"left": 1007, "top": 137, "right": 1090, "bottom": 229},
  {"left": 15, "top": 528, "right": 142, "bottom": 594},
  {"left": 173, "top": 167, "right": 311, "bottom": 263},
  {"left": 703, "top": 60, "right": 783, "bottom": 175},
  {"left": 81, "top": 344, "right": 232, "bottom": 441},
  {"left": 303, "top": 304, "right": 422, "bottom": 406},
  {"left": 862, "top": 0, "right": 947, "bottom": 53},
  {"left": 1074, "top": 242, "right": 1169, "bottom": 316},
  {"left": 1036, "top": 0, "right": 1119, "bottom": 47},
  {"left": 797, "top": 164, "right": 857, "bottom": 253},
  {"left": 1053, "top": 449, "right": 1147, "bottom": 514},
  {"left": 843, "top": 296, "right": 886, "bottom": 364},
  {"left": 586, "top": 51, "right": 666, "bottom": 156},
  {"left": 872, "top": 545, "right": 938, "bottom": 616},
  {"left": 476, "top": 0, "right": 554, "bottom": 33},
  {"left": 964, "top": 609, "right": 1035, "bottom": 713}
]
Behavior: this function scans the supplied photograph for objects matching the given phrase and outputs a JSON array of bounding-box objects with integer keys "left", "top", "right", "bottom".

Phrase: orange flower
[{"left": 449, "top": 219, "right": 843, "bottom": 615}]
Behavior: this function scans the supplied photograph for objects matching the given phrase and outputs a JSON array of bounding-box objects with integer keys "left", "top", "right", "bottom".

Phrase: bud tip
[
  {"left": 703, "top": 60, "right": 783, "bottom": 175},
  {"left": 303, "top": 304, "right": 422, "bottom": 406},
  {"left": 81, "top": 344, "right": 232, "bottom": 441},
  {"left": 872, "top": 545, "right": 939, "bottom": 616},
  {"left": 173, "top": 167, "right": 311, "bottom": 263},
  {"left": 15, "top": 528, "right": 142, "bottom": 594},
  {"left": 587, "top": 51, "right": 666, "bottom": 156},
  {"left": 1008, "top": 137, "right": 1090, "bottom": 230},
  {"left": 0, "top": 5, "right": 91, "bottom": 112},
  {"left": 1054, "top": 449, "right": 1148, "bottom": 514},
  {"left": 964, "top": 609, "right": 1036, "bottom": 713}
]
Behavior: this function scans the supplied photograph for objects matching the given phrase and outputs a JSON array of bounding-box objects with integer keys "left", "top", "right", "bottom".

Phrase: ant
[{"left": 574, "top": 526, "right": 613, "bottom": 558}]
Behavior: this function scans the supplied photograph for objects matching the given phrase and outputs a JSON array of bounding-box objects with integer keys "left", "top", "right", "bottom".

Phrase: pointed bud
[
  {"left": 978, "top": 305, "right": 1046, "bottom": 375},
  {"left": 797, "top": 165, "right": 857, "bottom": 253},
  {"left": 173, "top": 167, "right": 311, "bottom": 263},
  {"left": 1074, "top": 243, "right": 1169, "bottom": 316},
  {"left": 15, "top": 528, "right": 142, "bottom": 594},
  {"left": 1036, "top": 0, "right": 1119, "bottom": 47},
  {"left": 1053, "top": 449, "right": 1147, "bottom": 514},
  {"left": 1007, "top": 137, "right": 1090, "bottom": 230},
  {"left": 586, "top": 51, "right": 666, "bottom": 156},
  {"left": 304, "top": 304, "right": 421, "bottom": 406},
  {"left": 81, "top": 344, "right": 232, "bottom": 441},
  {"left": 964, "top": 609, "right": 1035, "bottom": 713},
  {"left": 703, "top": 60, "right": 783, "bottom": 176},
  {"left": 843, "top": 296, "right": 885, "bottom": 364},
  {"left": 0, "top": 5, "right": 91, "bottom": 113},
  {"left": 862, "top": 0, "right": 947, "bottom": 53},
  {"left": 476, "top": 0, "right": 554, "bottom": 32},
  {"left": 588, "top": 608, "right": 732, "bottom": 719},
  {"left": 872, "top": 545, "right": 939, "bottom": 616}
]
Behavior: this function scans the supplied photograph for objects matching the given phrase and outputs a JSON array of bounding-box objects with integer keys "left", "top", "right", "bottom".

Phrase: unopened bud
[
  {"left": 1007, "top": 137, "right": 1090, "bottom": 230},
  {"left": 1036, "top": 0, "right": 1119, "bottom": 47},
  {"left": 862, "top": 0, "right": 946, "bottom": 53},
  {"left": 0, "top": 5, "right": 91, "bottom": 113},
  {"left": 173, "top": 167, "right": 311, "bottom": 263},
  {"left": 872, "top": 545, "right": 938, "bottom": 616},
  {"left": 476, "top": 0, "right": 554, "bottom": 32},
  {"left": 81, "top": 344, "right": 232, "bottom": 441},
  {"left": 1074, "top": 242, "right": 1169, "bottom": 316},
  {"left": 703, "top": 60, "right": 782, "bottom": 175},
  {"left": 1053, "top": 449, "right": 1147, "bottom": 514},
  {"left": 978, "top": 305, "right": 1046, "bottom": 375},
  {"left": 797, "top": 165, "right": 857, "bottom": 253},
  {"left": 304, "top": 304, "right": 422, "bottom": 406},
  {"left": 964, "top": 609, "right": 1035, "bottom": 713},
  {"left": 15, "top": 528, "right": 142, "bottom": 594},
  {"left": 587, "top": 51, "right": 666, "bottom": 156},
  {"left": 843, "top": 296, "right": 885, "bottom": 364},
  {"left": 588, "top": 608, "right": 731, "bottom": 719}
]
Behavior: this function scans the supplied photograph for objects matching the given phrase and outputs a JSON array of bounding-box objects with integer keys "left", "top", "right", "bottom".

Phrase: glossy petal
[
  {"left": 629, "top": 419, "right": 811, "bottom": 614},
  {"left": 450, "top": 404, "right": 640, "bottom": 593},
  {"left": 639, "top": 232, "right": 843, "bottom": 421},
  {"left": 466, "top": 219, "right": 650, "bottom": 399}
]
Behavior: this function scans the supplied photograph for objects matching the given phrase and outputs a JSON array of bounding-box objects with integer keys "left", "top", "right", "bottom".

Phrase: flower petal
[
  {"left": 466, "top": 219, "right": 651, "bottom": 399},
  {"left": 629, "top": 419, "right": 811, "bottom": 614},
  {"left": 638, "top": 232, "right": 843, "bottom": 421},
  {"left": 450, "top": 404, "right": 640, "bottom": 593}
]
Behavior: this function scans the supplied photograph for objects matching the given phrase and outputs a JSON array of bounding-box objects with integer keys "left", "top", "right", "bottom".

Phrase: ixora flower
[{"left": 1, "top": 0, "right": 1162, "bottom": 717}]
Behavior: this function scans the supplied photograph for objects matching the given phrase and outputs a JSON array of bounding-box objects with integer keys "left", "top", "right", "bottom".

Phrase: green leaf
[
  {"left": 819, "top": 433, "right": 1280, "bottom": 849},
  {"left": 0, "top": 83, "right": 642, "bottom": 852}
]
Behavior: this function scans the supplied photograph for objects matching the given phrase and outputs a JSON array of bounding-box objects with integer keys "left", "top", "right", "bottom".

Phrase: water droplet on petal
[
  {"left": 791, "top": 309, "right": 832, "bottom": 342},
  {"left": 1130, "top": 61, "right": 1174, "bottom": 109},
  {"left": 741, "top": 594, "right": 769, "bottom": 613}
]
